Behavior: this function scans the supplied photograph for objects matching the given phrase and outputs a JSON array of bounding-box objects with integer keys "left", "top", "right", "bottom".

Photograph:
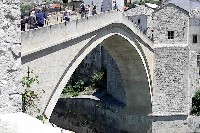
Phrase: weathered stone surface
[
  {"left": 0, "top": 112, "right": 74, "bottom": 133},
  {"left": 190, "top": 8, "right": 200, "bottom": 18},
  {"left": 0, "top": 0, "right": 21, "bottom": 114},
  {"left": 153, "top": 46, "right": 189, "bottom": 115},
  {"left": 153, "top": 3, "right": 189, "bottom": 44},
  {"left": 152, "top": 115, "right": 188, "bottom": 133},
  {"left": 189, "top": 18, "right": 200, "bottom": 54},
  {"left": 124, "top": 5, "right": 154, "bottom": 40}
]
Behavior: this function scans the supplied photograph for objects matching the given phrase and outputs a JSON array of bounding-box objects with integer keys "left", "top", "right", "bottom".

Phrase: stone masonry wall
[
  {"left": 0, "top": 0, "right": 21, "bottom": 113},
  {"left": 153, "top": 46, "right": 189, "bottom": 115},
  {"left": 50, "top": 98, "right": 124, "bottom": 133},
  {"left": 68, "top": 45, "right": 126, "bottom": 104},
  {"left": 190, "top": 8, "right": 200, "bottom": 18},
  {"left": 101, "top": 47, "right": 126, "bottom": 104},
  {"left": 153, "top": 4, "right": 189, "bottom": 44},
  {"left": 70, "top": 46, "right": 101, "bottom": 83},
  {"left": 188, "top": 51, "right": 199, "bottom": 112}
]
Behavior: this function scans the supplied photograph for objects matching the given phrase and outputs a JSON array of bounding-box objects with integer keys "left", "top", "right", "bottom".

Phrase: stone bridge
[{"left": 21, "top": 11, "right": 196, "bottom": 132}]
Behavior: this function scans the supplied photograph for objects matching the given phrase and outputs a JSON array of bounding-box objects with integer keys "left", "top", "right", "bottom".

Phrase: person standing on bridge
[
  {"left": 28, "top": 11, "right": 37, "bottom": 29},
  {"left": 80, "top": 3, "right": 85, "bottom": 18},
  {"left": 64, "top": 8, "right": 70, "bottom": 22},
  {"left": 92, "top": 5, "right": 97, "bottom": 15},
  {"left": 36, "top": 9, "right": 46, "bottom": 27}
]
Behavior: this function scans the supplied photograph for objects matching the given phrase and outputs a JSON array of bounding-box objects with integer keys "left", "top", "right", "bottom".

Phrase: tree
[{"left": 63, "top": 0, "right": 68, "bottom": 5}]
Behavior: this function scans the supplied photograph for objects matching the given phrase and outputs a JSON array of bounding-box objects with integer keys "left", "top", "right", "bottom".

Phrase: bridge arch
[{"left": 43, "top": 23, "right": 153, "bottom": 118}]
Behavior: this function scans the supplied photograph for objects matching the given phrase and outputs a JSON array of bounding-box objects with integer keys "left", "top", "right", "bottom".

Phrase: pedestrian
[
  {"left": 21, "top": 18, "right": 26, "bottom": 31},
  {"left": 80, "top": 3, "right": 85, "bottom": 18},
  {"left": 64, "top": 8, "right": 70, "bottom": 21},
  {"left": 92, "top": 5, "right": 97, "bottom": 15},
  {"left": 28, "top": 11, "right": 37, "bottom": 29},
  {"left": 21, "top": 16, "right": 28, "bottom": 31},
  {"left": 36, "top": 9, "right": 46, "bottom": 27},
  {"left": 87, "top": 5, "right": 92, "bottom": 17}
]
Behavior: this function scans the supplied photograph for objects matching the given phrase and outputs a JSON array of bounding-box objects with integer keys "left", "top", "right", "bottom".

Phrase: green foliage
[
  {"left": 146, "top": 0, "right": 160, "bottom": 4},
  {"left": 124, "top": 2, "right": 136, "bottom": 9},
  {"left": 21, "top": 76, "right": 39, "bottom": 88},
  {"left": 52, "top": 1, "right": 60, "bottom": 4},
  {"left": 62, "top": 71, "right": 105, "bottom": 97},
  {"left": 22, "top": 89, "right": 38, "bottom": 112},
  {"left": 21, "top": 67, "right": 39, "bottom": 112},
  {"left": 22, "top": 67, "right": 47, "bottom": 121},
  {"left": 62, "top": 0, "right": 68, "bottom": 5},
  {"left": 62, "top": 80, "right": 85, "bottom": 97},
  {"left": 20, "top": 3, "right": 36, "bottom": 15},
  {"left": 132, "top": 0, "right": 160, "bottom": 5},
  {"left": 36, "top": 113, "right": 48, "bottom": 123},
  {"left": 67, "top": 2, "right": 73, "bottom": 6},
  {"left": 90, "top": 71, "right": 104, "bottom": 87},
  {"left": 191, "top": 90, "right": 200, "bottom": 116}
]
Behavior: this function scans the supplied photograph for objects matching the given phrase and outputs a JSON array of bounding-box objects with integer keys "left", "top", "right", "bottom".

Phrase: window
[
  {"left": 193, "top": 35, "right": 197, "bottom": 43},
  {"left": 138, "top": 19, "right": 140, "bottom": 24},
  {"left": 168, "top": 31, "right": 174, "bottom": 39}
]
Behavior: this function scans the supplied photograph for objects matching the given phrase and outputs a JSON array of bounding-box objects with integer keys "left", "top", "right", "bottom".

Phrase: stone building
[
  {"left": 152, "top": 3, "right": 189, "bottom": 44},
  {"left": 189, "top": 11, "right": 200, "bottom": 53},
  {"left": 189, "top": 9, "right": 200, "bottom": 68},
  {"left": 101, "top": 0, "right": 124, "bottom": 12},
  {"left": 162, "top": 0, "right": 200, "bottom": 11},
  {"left": 124, "top": 5, "right": 155, "bottom": 39},
  {"left": 189, "top": 9, "right": 200, "bottom": 47}
]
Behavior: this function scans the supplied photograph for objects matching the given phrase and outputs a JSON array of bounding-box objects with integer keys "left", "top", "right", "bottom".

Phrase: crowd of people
[
  {"left": 63, "top": 3, "right": 97, "bottom": 22},
  {"left": 79, "top": 3, "right": 97, "bottom": 18},
  {"left": 21, "top": 9, "right": 46, "bottom": 31},
  {"left": 21, "top": 3, "right": 98, "bottom": 31}
]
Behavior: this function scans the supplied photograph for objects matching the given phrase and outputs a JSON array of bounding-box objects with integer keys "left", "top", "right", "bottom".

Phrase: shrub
[
  {"left": 22, "top": 67, "right": 47, "bottom": 122},
  {"left": 90, "top": 71, "right": 104, "bottom": 87},
  {"left": 21, "top": 67, "right": 39, "bottom": 112},
  {"left": 20, "top": 3, "right": 36, "bottom": 15},
  {"left": 52, "top": 1, "right": 60, "bottom": 4},
  {"left": 62, "top": 80, "right": 85, "bottom": 97},
  {"left": 62, "top": 71, "right": 105, "bottom": 97},
  {"left": 36, "top": 113, "right": 48, "bottom": 123},
  {"left": 191, "top": 90, "right": 200, "bottom": 116}
]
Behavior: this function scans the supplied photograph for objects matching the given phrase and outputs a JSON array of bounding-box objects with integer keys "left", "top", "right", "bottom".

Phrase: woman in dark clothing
[{"left": 28, "top": 11, "right": 37, "bottom": 29}]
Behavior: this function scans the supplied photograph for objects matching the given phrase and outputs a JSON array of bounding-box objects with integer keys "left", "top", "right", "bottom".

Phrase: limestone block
[{"left": 0, "top": 112, "right": 74, "bottom": 133}]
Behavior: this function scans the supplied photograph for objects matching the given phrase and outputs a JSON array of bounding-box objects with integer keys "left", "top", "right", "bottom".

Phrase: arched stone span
[
  {"left": 21, "top": 12, "right": 154, "bottom": 121},
  {"left": 43, "top": 30, "right": 153, "bottom": 118}
]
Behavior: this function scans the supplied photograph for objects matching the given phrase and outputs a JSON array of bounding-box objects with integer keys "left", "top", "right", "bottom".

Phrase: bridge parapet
[{"left": 22, "top": 11, "right": 153, "bottom": 55}]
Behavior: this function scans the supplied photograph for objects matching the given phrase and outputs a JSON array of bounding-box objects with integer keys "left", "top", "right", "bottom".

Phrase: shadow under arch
[{"left": 44, "top": 24, "right": 153, "bottom": 122}]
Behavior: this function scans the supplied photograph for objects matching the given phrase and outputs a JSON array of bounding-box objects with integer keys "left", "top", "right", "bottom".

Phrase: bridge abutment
[
  {"left": 153, "top": 46, "right": 189, "bottom": 115},
  {"left": 152, "top": 45, "right": 199, "bottom": 132}
]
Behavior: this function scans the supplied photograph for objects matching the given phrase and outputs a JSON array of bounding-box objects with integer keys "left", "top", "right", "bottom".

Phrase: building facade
[
  {"left": 152, "top": 3, "right": 189, "bottom": 44},
  {"left": 125, "top": 5, "right": 155, "bottom": 39}
]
